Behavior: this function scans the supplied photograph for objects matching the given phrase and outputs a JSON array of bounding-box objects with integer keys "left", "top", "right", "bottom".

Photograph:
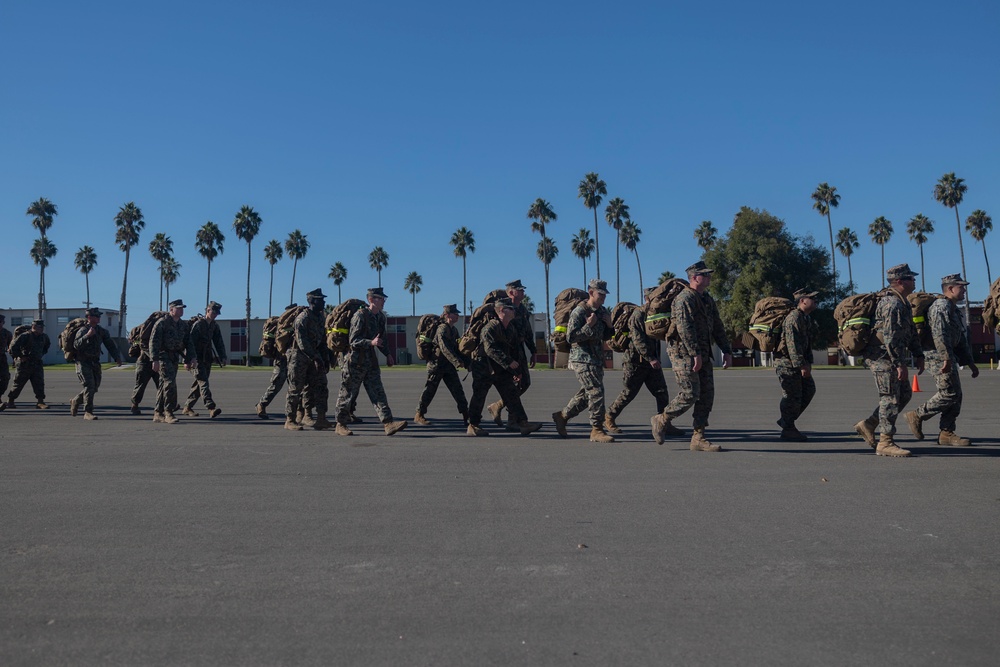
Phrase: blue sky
[{"left": 3, "top": 0, "right": 998, "bottom": 326}]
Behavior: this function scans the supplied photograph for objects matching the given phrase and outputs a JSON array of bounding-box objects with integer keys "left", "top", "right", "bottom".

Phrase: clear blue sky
[{"left": 3, "top": 0, "right": 998, "bottom": 326}]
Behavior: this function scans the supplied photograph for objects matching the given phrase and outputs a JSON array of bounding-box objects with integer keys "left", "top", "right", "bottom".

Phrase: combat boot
[
  {"left": 690, "top": 427, "right": 721, "bottom": 452},
  {"left": 780, "top": 426, "right": 807, "bottom": 442},
  {"left": 335, "top": 423, "right": 354, "bottom": 436},
  {"left": 349, "top": 413, "right": 363, "bottom": 424},
  {"left": 130, "top": 403, "right": 141, "bottom": 415},
  {"left": 284, "top": 418, "right": 303, "bottom": 431},
  {"left": 152, "top": 411, "right": 165, "bottom": 423},
  {"left": 854, "top": 416, "right": 878, "bottom": 448},
  {"left": 70, "top": 396, "right": 80, "bottom": 417},
  {"left": 938, "top": 430, "right": 971, "bottom": 447},
  {"left": 300, "top": 412, "right": 317, "bottom": 428},
  {"left": 255, "top": 403, "right": 269, "bottom": 419},
  {"left": 605, "top": 414, "right": 622, "bottom": 434},
  {"left": 209, "top": 408, "right": 222, "bottom": 419},
  {"left": 590, "top": 428, "right": 615, "bottom": 443},
  {"left": 182, "top": 407, "right": 199, "bottom": 417},
  {"left": 313, "top": 412, "right": 333, "bottom": 430},
  {"left": 905, "top": 411, "right": 925, "bottom": 440},
  {"left": 876, "top": 433, "right": 910, "bottom": 457},
  {"left": 36, "top": 401, "right": 49, "bottom": 410},
  {"left": 519, "top": 421, "right": 543, "bottom": 435},
  {"left": 83, "top": 412, "right": 98, "bottom": 421},
  {"left": 487, "top": 401, "right": 504, "bottom": 427},
  {"left": 384, "top": 420, "right": 408, "bottom": 436},
  {"left": 466, "top": 424, "right": 489, "bottom": 437},
  {"left": 414, "top": 412, "right": 430, "bottom": 426},
  {"left": 0, "top": 403, "right": 5, "bottom": 412},
  {"left": 6, "top": 400, "right": 16, "bottom": 409},
  {"left": 163, "top": 412, "right": 180, "bottom": 424},
  {"left": 552, "top": 410, "right": 569, "bottom": 438}
]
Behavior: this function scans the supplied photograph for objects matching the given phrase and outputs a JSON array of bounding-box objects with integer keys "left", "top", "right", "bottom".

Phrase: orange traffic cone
[{"left": 911, "top": 374, "right": 921, "bottom": 392}]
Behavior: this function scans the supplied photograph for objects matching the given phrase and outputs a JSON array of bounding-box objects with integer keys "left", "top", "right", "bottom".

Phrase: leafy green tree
[
  {"left": 75, "top": 246, "right": 98, "bottom": 310},
  {"left": 906, "top": 214, "right": 934, "bottom": 291},
  {"left": 328, "top": 261, "right": 347, "bottom": 305},
  {"left": 284, "top": 230, "right": 309, "bottom": 303},
  {"left": 234, "top": 205, "right": 263, "bottom": 358},
  {"left": 162, "top": 258, "right": 181, "bottom": 304},
  {"left": 811, "top": 183, "right": 841, "bottom": 300},
  {"left": 114, "top": 202, "right": 145, "bottom": 337},
  {"left": 868, "top": 216, "right": 893, "bottom": 287},
  {"left": 148, "top": 233, "right": 174, "bottom": 310},
  {"left": 368, "top": 246, "right": 389, "bottom": 287},
  {"left": 604, "top": 198, "right": 629, "bottom": 299},
  {"left": 619, "top": 220, "right": 644, "bottom": 298},
  {"left": 659, "top": 270, "right": 676, "bottom": 284},
  {"left": 195, "top": 222, "right": 225, "bottom": 309},
  {"left": 528, "top": 198, "right": 558, "bottom": 368},
  {"left": 934, "top": 172, "right": 970, "bottom": 320},
  {"left": 570, "top": 227, "right": 595, "bottom": 287},
  {"left": 521, "top": 295, "right": 534, "bottom": 314},
  {"left": 694, "top": 220, "right": 718, "bottom": 252},
  {"left": 404, "top": 271, "right": 423, "bottom": 316},
  {"left": 449, "top": 227, "right": 475, "bottom": 326},
  {"left": 966, "top": 209, "right": 993, "bottom": 285},
  {"left": 263, "top": 240, "right": 283, "bottom": 316},
  {"left": 835, "top": 228, "right": 859, "bottom": 295},
  {"left": 27, "top": 197, "right": 58, "bottom": 317},
  {"left": 578, "top": 173, "right": 607, "bottom": 279}
]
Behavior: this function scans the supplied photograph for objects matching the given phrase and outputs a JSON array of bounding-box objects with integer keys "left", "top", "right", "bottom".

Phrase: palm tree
[
  {"left": 966, "top": 209, "right": 993, "bottom": 285},
  {"left": 162, "top": 258, "right": 181, "bottom": 305},
  {"left": 114, "top": 201, "right": 145, "bottom": 337},
  {"left": 284, "top": 230, "right": 310, "bottom": 303},
  {"left": 537, "top": 236, "right": 559, "bottom": 368},
  {"left": 404, "top": 271, "right": 423, "bottom": 316},
  {"left": 74, "top": 246, "right": 98, "bottom": 309},
  {"left": 26, "top": 197, "right": 58, "bottom": 317},
  {"left": 659, "top": 270, "right": 676, "bottom": 284},
  {"left": 449, "top": 227, "right": 475, "bottom": 329},
  {"left": 148, "top": 233, "right": 174, "bottom": 310},
  {"left": 328, "top": 261, "right": 347, "bottom": 305},
  {"left": 906, "top": 214, "right": 935, "bottom": 291},
  {"left": 835, "top": 228, "right": 860, "bottom": 295},
  {"left": 263, "top": 240, "right": 283, "bottom": 316},
  {"left": 811, "top": 183, "right": 841, "bottom": 300},
  {"left": 521, "top": 295, "right": 534, "bottom": 314},
  {"left": 620, "top": 220, "right": 644, "bottom": 298},
  {"left": 30, "top": 238, "right": 58, "bottom": 316},
  {"left": 233, "top": 205, "right": 263, "bottom": 360},
  {"left": 934, "top": 173, "right": 970, "bottom": 319},
  {"left": 570, "top": 228, "right": 595, "bottom": 287},
  {"left": 604, "top": 198, "right": 630, "bottom": 300},
  {"left": 578, "top": 173, "right": 608, "bottom": 279},
  {"left": 868, "top": 216, "right": 893, "bottom": 287},
  {"left": 368, "top": 246, "right": 389, "bottom": 287},
  {"left": 195, "top": 221, "right": 225, "bottom": 308},
  {"left": 694, "top": 220, "right": 718, "bottom": 253}
]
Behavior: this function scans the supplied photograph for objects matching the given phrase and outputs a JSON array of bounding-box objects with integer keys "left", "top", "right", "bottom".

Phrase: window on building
[{"left": 57, "top": 315, "right": 69, "bottom": 325}]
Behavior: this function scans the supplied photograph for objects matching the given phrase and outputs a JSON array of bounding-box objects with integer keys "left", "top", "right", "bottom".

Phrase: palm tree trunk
[
  {"left": 634, "top": 250, "right": 644, "bottom": 298},
  {"left": 245, "top": 243, "right": 252, "bottom": 365},
  {"left": 206, "top": 260, "right": 212, "bottom": 309},
  {"left": 268, "top": 265, "right": 275, "bottom": 317},
  {"left": 337, "top": 284, "right": 342, "bottom": 305},
  {"left": 544, "top": 260, "right": 552, "bottom": 369},
  {"left": 955, "top": 209, "right": 970, "bottom": 322},
  {"left": 983, "top": 241, "right": 992, "bottom": 286},
  {"left": 462, "top": 255, "right": 468, "bottom": 333},
  {"left": 38, "top": 268, "right": 44, "bottom": 319},
  {"left": 919, "top": 244, "right": 926, "bottom": 292},
  {"left": 119, "top": 247, "right": 130, "bottom": 338},
  {"left": 582, "top": 257, "right": 586, "bottom": 287},
  {"left": 411, "top": 291, "right": 415, "bottom": 316},
  {"left": 159, "top": 265, "right": 164, "bottom": 310},
  {"left": 593, "top": 210, "right": 601, "bottom": 280},
  {"left": 85, "top": 273, "right": 91, "bottom": 310},
  {"left": 290, "top": 259, "right": 298, "bottom": 304},
  {"left": 826, "top": 212, "right": 836, "bottom": 301},
  {"left": 615, "top": 238, "right": 620, "bottom": 302},
  {"left": 847, "top": 257, "right": 854, "bottom": 295},
  {"left": 378, "top": 269, "right": 382, "bottom": 288},
  {"left": 880, "top": 247, "right": 885, "bottom": 288}
]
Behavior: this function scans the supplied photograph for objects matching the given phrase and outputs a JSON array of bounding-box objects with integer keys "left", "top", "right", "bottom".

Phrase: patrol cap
[
  {"left": 367, "top": 287, "right": 388, "bottom": 300},
  {"left": 685, "top": 260, "right": 714, "bottom": 276},
  {"left": 443, "top": 304, "right": 461, "bottom": 315},
  {"left": 0, "top": 313, "right": 7, "bottom": 321},
  {"left": 169, "top": 299, "right": 186, "bottom": 309},
  {"left": 588, "top": 278, "right": 609, "bottom": 295},
  {"left": 32, "top": 319, "right": 45, "bottom": 327},
  {"left": 793, "top": 289, "right": 819, "bottom": 300},
  {"left": 941, "top": 273, "right": 970, "bottom": 287},
  {"left": 207, "top": 301, "right": 222, "bottom": 313},
  {"left": 886, "top": 263, "right": 918, "bottom": 280},
  {"left": 306, "top": 288, "right": 327, "bottom": 302},
  {"left": 85, "top": 307, "right": 103, "bottom": 317},
  {"left": 505, "top": 279, "right": 526, "bottom": 291}
]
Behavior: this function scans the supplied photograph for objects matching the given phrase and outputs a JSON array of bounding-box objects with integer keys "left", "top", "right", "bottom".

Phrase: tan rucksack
[
  {"left": 744, "top": 297, "right": 794, "bottom": 352},
  {"left": 275, "top": 305, "right": 310, "bottom": 354},
  {"left": 551, "top": 288, "right": 588, "bottom": 352},
  {"left": 458, "top": 301, "right": 499, "bottom": 357},
  {"left": 608, "top": 302, "right": 639, "bottom": 353},
  {"left": 907, "top": 291, "right": 943, "bottom": 351},
  {"left": 324, "top": 299, "right": 366, "bottom": 354},
  {"left": 982, "top": 277, "right": 1000, "bottom": 332},
  {"left": 644, "top": 278, "right": 689, "bottom": 340},
  {"left": 834, "top": 292, "right": 885, "bottom": 355},
  {"left": 259, "top": 315, "right": 281, "bottom": 359},
  {"left": 415, "top": 314, "right": 442, "bottom": 361},
  {"left": 58, "top": 318, "right": 89, "bottom": 362},
  {"left": 128, "top": 311, "right": 168, "bottom": 358}
]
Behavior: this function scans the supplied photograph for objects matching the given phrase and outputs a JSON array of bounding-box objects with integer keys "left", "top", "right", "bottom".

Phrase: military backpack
[
  {"left": 833, "top": 291, "right": 903, "bottom": 355},
  {"left": 324, "top": 299, "right": 366, "bottom": 354},
  {"left": 608, "top": 301, "right": 639, "bottom": 353},
  {"left": 275, "top": 305, "right": 310, "bottom": 355},
  {"left": 10, "top": 324, "right": 31, "bottom": 354},
  {"left": 259, "top": 314, "right": 281, "bottom": 359},
  {"left": 551, "top": 287, "right": 589, "bottom": 353},
  {"left": 415, "top": 314, "right": 442, "bottom": 361},
  {"left": 458, "top": 298, "right": 501, "bottom": 357},
  {"left": 907, "top": 291, "right": 944, "bottom": 351},
  {"left": 982, "top": 276, "right": 1000, "bottom": 332},
  {"left": 744, "top": 297, "right": 795, "bottom": 352},
  {"left": 58, "top": 318, "right": 89, "bottom": 362},
  {"left": 644, "top": 278, "right": 689, "bottom": 340},
  {"left": 128, "top": 311, "right": 168, "bottom": 357}
]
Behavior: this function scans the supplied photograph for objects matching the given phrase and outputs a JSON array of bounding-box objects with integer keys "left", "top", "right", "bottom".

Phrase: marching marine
[
  {"left": 774, "top": 289, "right": 819, "bottom": 441},
  {"left": 6, "top": 319, "right": 51, "bottom": 410},
  {"left": 0, "top": 314, "right": 11, "bottom": 411},
  {"left": 414, "top": 304, "right": 470, "bottom": 428},
  {"left": 150, "top": 300, "right": 198, "bottom": 424},
  {"left": 284, "top": 290, "right": 331, "bottom": 431},
  {"left": 487, "top": 280, "right": 536, "bottom": 429},
  {"left": 70, "top": 307, "right": 123, "bottom": 420},
  {"left": 183, "top": 301, "right": 228, "bottom": 418}
]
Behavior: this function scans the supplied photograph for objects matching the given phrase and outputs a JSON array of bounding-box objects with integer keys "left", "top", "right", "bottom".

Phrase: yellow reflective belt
[
  {"left": 646, "top": 313, "right": 670, "bottom": 322},
  {"left": 912, "top": 316, "right": 925, "bottom": 323},
  {"left": 327, "top": 327, "right": 348, "bottom": 335},
  {"left": 554, "top": 326, "right": 567, "bottom": 333},
  {"left": 749, "top": 324, "right": 774, "bottom": 333},
  {"left": 840, "top": 317, "right": 871, "bottom": 331}
]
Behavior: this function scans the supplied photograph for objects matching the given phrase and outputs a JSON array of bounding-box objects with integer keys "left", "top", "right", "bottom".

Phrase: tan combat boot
[
  {"left": 876, "top": 433, "right": 910, "bottom": 457},
  {"left": 414, "top": 412, "right": 431, "bottom": 426},
  {"left": 255, "top": 403, "right": 269, "bottom": 420},
  {"left": 83, "top": 412, "right": 98, "bottom": 421},
  {"left": 904, "top": 411, "right": 925, "bottom": 440},
  {"left": 938, "top": 430, "right": 971, "bottom": 447},
  {"left": 335, "top": 423, "right": 354, "bottom": 436},
  {"left": 152, "top": 411, "right": 165, "bottom": 423},
  {"left": 182, "top": 407, "right": 198, "bottom": 417},
  {"left": 854, "top": 416, "right": 878, "bottom": 448},
  {"left": 70, "top": 396, "right": 80, "bottom": 417},
  {"left": 466, "top": 424, "right": 489, "bottom": 437},
  {"left": 300, "top": 412, "right": 317, "bottom": 428},
  {"left": 163, "top": 412, "right": 180, "bottom": 424},
  {"left": 590, "top": 427, "right": 615, "bottom": 443},
  {"left": 552, "top": 410, "right": 569, "bottom": 438},
  {"left": 519, "top": 421, "right": 543, "bottom": 435},
  {"left": 131, "top": 403, "right": 142, "bottom": 415},
  {"left": 209, "top": 408, "right": 222, "bottom": 419},
  {"left": 487, "top": 401, "right": 504, "bottom": 427},
  {"left": 36, "top": 402, "right": 49, "bottom": 410},
  {"left": 284, "top": 418, "right": 303, "bottom": 431},
  {"left": 605, "top": 414, "right": 622, "bottom": 434},
  {"left": 690, "top": 427, "right": 721, "bottom": 452},
  {"left": 384, "top": 420, "right": 408, "bottom": 436}
]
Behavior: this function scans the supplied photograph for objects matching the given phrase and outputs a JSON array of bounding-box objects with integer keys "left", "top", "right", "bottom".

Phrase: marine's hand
[
  {"left": 692, "top": 355, "right": 703, "bottom": 372},
  {"left": 916, "top": 358, "right": 925, "bottom": 375},
  {"left": 722, "top": 353, "right": 733, "bottom": 369},
  {"left": 970, "top": 363, "right": 980, "bottom": 379},
  {"left": 940, "top": 357, "right": 952, "bottom": 374},
  {"left": 650, "top": 359, "right": 661, "bottom": 369},
  {"left": 387, "top": 355, "right": 395, "bottom": 367},
  {"left": 586, "top": 313, "right": 598, "bottom": 327},
  {"left": 152, "top": 361, "right": 160, "bottom": 373}
]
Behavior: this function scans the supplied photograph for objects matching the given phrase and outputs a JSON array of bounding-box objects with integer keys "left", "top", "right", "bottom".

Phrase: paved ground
[{"left": 2, "top": 365, "right": 999, "bottom": 666}]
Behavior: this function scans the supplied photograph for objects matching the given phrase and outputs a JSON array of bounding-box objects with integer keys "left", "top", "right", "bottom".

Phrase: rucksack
[
  {"left": 128, "top": 311, "right": 167, "bottom": 357},
  {"left": 324, "top": 299, "right": 366, "bottom": 354},
  {"left": 10, "top": 324, "right": 31, "bottom": 354},
  {"left": 259, "top": 315, "right": 281, "bottom": 359},
  {"left": 834, "top": 292, "right": 885, "bottom": 355},
  {"left": 744, "top": 297, "right": 795, "bottom": 352},
  {"left": 982, "top": 277, "right": 1000, "bottom": 332},
  {"left": 644, "top": 278, "right": 690, "bottom": 340},
  {"left": 415, "top": 314, "right": 442, "bottom": 361},
  {"left": 458, "top": 301, "right": 500, "bottom": 357},
  {"left": 58, "top": 318, "right": 89, "bottom": 362},
  {"left": 907, "top": 291, "right": 943, "bottom": 350},
  {"left": 551, "top": 288, "right": 588, "bottom": 353},
  {"left": 275, "top": 305, "right": 310, "bottom": 354},
  {"left": 608, "top": 302, "right": 639, "bottom": 353}
]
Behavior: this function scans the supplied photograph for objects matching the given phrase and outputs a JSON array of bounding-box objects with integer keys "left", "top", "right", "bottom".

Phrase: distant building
[{"left": 1, "top": 308, "right": 123, "bottom": 365}]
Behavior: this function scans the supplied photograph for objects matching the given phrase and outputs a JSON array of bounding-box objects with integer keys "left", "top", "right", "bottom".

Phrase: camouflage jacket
[
  {"left": 73, "top": 324, "right": 121, "bottom": 363},
  {"left": 11, "top": 332, "right": 51, "bottom": 363},
  {"left": 929, "top": 298, "right": 973, "bottom": 366},
  {"left": 864, "top": 289, "right": 923, "bottom": 366},
  {"left": 434, "top": 321, "right": 465, "bottom": 369},
  {"left": 567, "top": 303, "right": 612, "bottom": 365},
  {"left": 0, "top": 327, "right": 12, "bottom": 359},
  {"left": 511, "top": 303, "right": 537, "bottom": 357},
  {"left": 480, "top": 319, "right": 519, "bottom": 373},
  {"left": 347, "top": 306, "right": 387, "bottom": 364},
  {"left": 292, "top": 308, "right": 328, "bottom": 363},
  {"left": 670, "top": 288, "right": 732, "bottom": 358},
  {"left": 776, "top": 308, "right": 813, "bottom": 368},
  {"left": 149, "top": 316, "right": 196, "bottom": 363},
  {"left": 626, "top": 306, "right": 659, "bottom": 365},
  {"left": 190, "top": 317, "right": 227, "bottom": 365}
]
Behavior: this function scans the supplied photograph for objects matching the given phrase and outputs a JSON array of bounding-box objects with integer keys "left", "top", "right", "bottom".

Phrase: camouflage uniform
[
  {"left": 468, "top": 319, "right": 529, "bottom": 427},
  {"left": 862, "top": 290, "right": 923, "bottom": 436},
  {"left": 492, "top": 301, "right": 536, "bottom": 424},
  {"left": 149, "top": 316, "right": 196, "bottom": 416},
  {"left": 560, "top": 303, "right": 613, "bottom": 428},
  {"left": 334, "top": 306, "right": 395, "bottom": 425},
  {"left": 608, "top": 306, "right": 669, "bottom": 419},
  {"left": 131, "top": 350, "right": 160, "bottom": 407},
  {"left": 915, "top": 298, "right": 973, "bottom": 431},
  {"left": 416, "top": 320, "right": 469, "bottom": 419},
  {"left": 184, "top": 316, "right": 228, "bottom": 411},
  {"left": 8, "top": 330, "right": 51, "bottom": 404},
  {"left": 71, "top": 322, "right": 122, "bottom": 413},
  {"left": 258, "top": 355, "right": 288, "bottom": 409},
  {"left": 661, "top": 288, "right": 732, "bottom": 428},
  {"left": 285, "top": 307, "right": 330, "bottom": 421},
  {"left": 774, "top": 308, "right": 816, "bottom": 429},
  {"left": 0, "top": 325, "right": 12, "bottom": 401}
]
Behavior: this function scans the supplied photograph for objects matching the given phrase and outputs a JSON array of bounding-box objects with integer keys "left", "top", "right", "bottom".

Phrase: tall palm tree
[
  {"left": 195, "top": 221, "right": 225, "bottom": 309},
  {"left": 811, "top": 183, "right": 841, "bottom": 300},
  {"left": 162, "top": 258, "right": 181, "bottom": 305},
  {"left": 620, "top": 220, "right": 644, "bottom": 298},
  {"left": 527, "top": 197, "right": 557, "bottom": 239},
  {"left": 404, "top": 271, "right": 423, "bottom": 316},
  {"left": 659, "top": 270, "right": 676, "bottom": 284},
  {"left": 114, "top": 201, "right": 145, "bottom": 337},
  {"left": 449, "top": 227, "right": 475, "bottom": 329},
  {"left": 934, "top": 173, "right": 970, "bottom": 320},
  {"left": 570, "top": 228, "right": 595, "bottom": 287},
  {"left": 694, "top": 220, "right": 718, "bottom": 252},
  {"left": 868, "top": 216, "right": 893, "bottom": 287},
  {"left": 26, "top": 197, "right": 58, "bottom": 317},
  {"left": 74, "top": 246, "right": 98, "bottom": 309},
  {"left": 263, "top": 239, "right": 283, "bottom": 316},
  {"left": 578, "top": 173, "right": 607, "bottom": 279},
  {"left": 30, "top": 238, "right": 58, "bottom": 316},
  {"left": 966, "top": 209, "right": 993, "bottom": 285},
  {"left": 368, "top": 246, "right": 389, "bottom": 287},
  {"left": 835, "top": 228, "right": 860, "bottom": 295},
  {"left": 537, "top": 236, "right": 559, "bottom": 368},
  {"left": 234, "top": 205, "right": 263, "bottom": 359},
  {"left": 328, "top": 261, "right": 348, "bottom": 305},
  {"left": 604, "top": 197, "right": 630, "bottom": 300},
  {"left": 148, "top": 233, "right": 174, "bottom": 310},
  {"left": 906, "top": 214, "right": 935, "bottom": 291},
  {"left": 284, "top": 230, "right": 310, "bottom": 303}
]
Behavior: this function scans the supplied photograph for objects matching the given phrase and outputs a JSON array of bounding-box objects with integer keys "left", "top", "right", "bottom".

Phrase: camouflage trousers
[
  {"left": 131, "top": 354, "right": 160, "bottom": 406},
  {"left": 915, "top": 351, "right": 963, "bottom": 432},
  {"left": 73, "top": 360, "right": 104, "bottom": 412},
  {"left": 417, "top": 360, "right": 469, "bottom": 417},
  {"left": 259, "top": 355, "right": 288, "bottom": 408},
  {"left": 185, "top": 362, "right": 218, "bottom": 410},
  {"left": 286, "top": 351, "right": 329, "bottom": 420},
  {"left": 334, "top": 356, "right": 392, "bottom": 425},
  {"left": 864, "top": 358, "right": 913, "bottom": 436},
  {"left": 662, "top": 349, "right": 714, "bottom": 429},
  {"left": 0, "top": 357, "right": 9, "bottom": 397},
  {"left": 608, "top": 360, "right": 669, "bottom": 419},
  {"left": 9, "top": 360, "right": 45, "bottom": 402},
  {"left": 492, "top": 350, "right": 530, "bottom": 424},
  {"left": 774, "top": 359, "right": 816, "bottom": 428},
  {"left": 154, "top": 358, "right": 180, "bottom": 415},
  {"left": 562, "top": 362, "right": 606, "bottom": 428},
  {"left": 468, "top": 358, "right": 527, "bottom": 427}
]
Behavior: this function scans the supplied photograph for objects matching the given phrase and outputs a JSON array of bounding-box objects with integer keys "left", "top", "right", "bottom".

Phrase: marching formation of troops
[{"left": 0, "top": 261, "right": 983, "bottom": 456}]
